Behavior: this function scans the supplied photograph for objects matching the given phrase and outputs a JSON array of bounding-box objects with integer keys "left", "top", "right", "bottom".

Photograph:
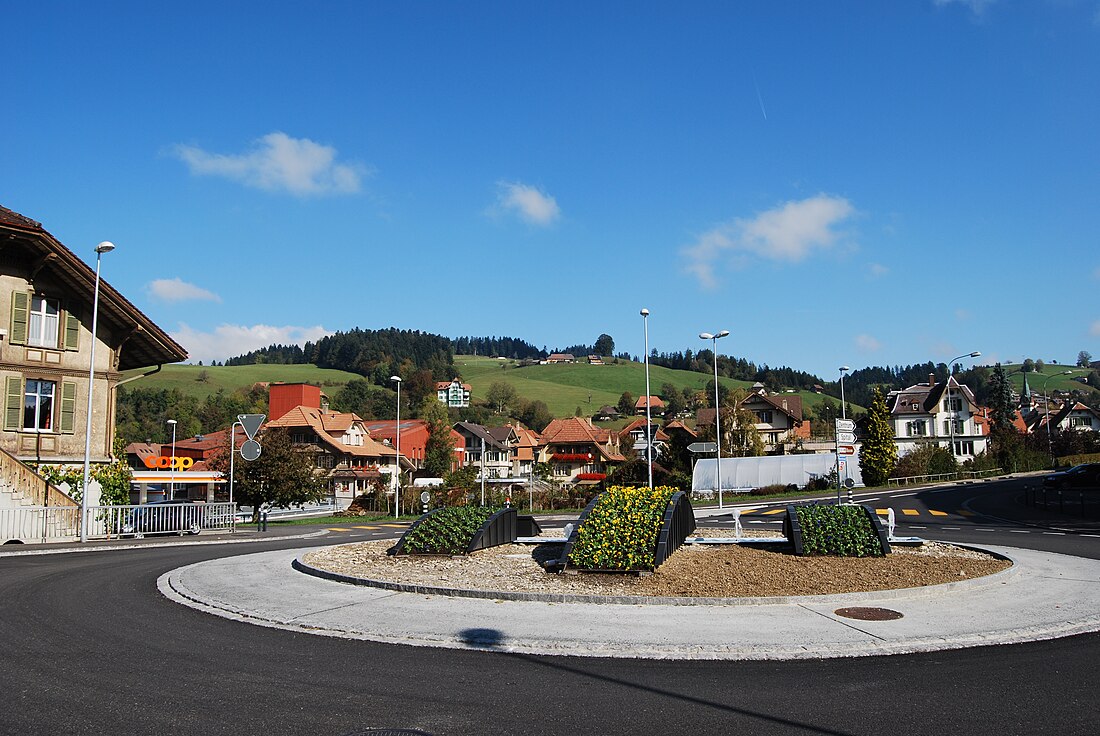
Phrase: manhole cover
[{"left": 834, "top": 606, "right": 904, "bottom": 621}]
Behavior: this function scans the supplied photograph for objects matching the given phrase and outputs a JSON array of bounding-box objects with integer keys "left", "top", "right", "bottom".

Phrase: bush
[
  {"left": 795, "top": 505, "right": 885, "bottom": 557},
  {"left": 568, "top": 485, "right": 676, "bottom": 571},
  {"left": 399, "top": 506, "right": 499, "bottom": 555},
  {"left": 751, "top": 484, "right": 798, "bottom": 496}
]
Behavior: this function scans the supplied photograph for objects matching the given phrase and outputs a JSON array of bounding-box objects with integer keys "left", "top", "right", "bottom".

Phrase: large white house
[{"left": 887, "top": 374, "right": 988, "bottom": 461}]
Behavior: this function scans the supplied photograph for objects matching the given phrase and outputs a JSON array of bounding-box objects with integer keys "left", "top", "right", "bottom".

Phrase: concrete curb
[
  {"left": 291, "top": 542, "right": 1020, "bottom": 606},
  {"left": 0, "top": 529, "right": 329, "bottom": 557}
]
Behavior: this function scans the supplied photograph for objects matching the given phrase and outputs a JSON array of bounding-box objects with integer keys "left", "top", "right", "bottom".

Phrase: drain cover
[{"left": 834, "top": 606, "right": 904, "bottom": 621}]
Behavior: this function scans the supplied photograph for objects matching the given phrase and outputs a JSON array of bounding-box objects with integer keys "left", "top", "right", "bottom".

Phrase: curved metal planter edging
[
  {"left": 388, "top": 506, "right": 519, "bottom": 556},
  {"left": 784, "top": 503, "right": 891, "bottom": 557}
]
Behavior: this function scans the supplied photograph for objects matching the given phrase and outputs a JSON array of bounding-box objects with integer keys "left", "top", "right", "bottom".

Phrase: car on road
[
  {"left": 122, "top": 500, "right": 207, "bottom": 538},
  {"left": 1042, "top": 463, "right": 1100, "bottom": 491}
]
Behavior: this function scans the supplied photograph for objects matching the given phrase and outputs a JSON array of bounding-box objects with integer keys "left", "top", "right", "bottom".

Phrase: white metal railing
[
  {"left": 1, "top": 502, "right": 237, "bottom": 544},
  {"left": 886, "top": 468, "right": 1002, "bottom": 487}
]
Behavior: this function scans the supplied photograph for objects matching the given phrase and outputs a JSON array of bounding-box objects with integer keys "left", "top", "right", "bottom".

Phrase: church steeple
[{"left": 1020, "top": 374, "right": 1032, "bottom": 408}]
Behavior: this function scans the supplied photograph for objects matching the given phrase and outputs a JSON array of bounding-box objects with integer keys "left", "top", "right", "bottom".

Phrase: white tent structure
[{"left": 692, "top": 452, "right": 862, "bottom": 494}]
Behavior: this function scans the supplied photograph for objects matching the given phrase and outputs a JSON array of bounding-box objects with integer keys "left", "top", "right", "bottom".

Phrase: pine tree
[{"left": 859, "top": 387, "right": 897, "bottom": 486}]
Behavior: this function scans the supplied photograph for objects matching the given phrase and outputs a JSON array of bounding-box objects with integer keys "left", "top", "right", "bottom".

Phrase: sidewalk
[
  {"left": 161, "top": 541, "right": 1100, "bottom": 661},
  {"left": 0, "top": 524, "right": 328, "bottom": 557}
]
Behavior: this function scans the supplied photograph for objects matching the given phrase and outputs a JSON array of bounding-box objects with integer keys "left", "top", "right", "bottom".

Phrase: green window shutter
[
  {"left": 59, "top": 381, "right": 77, "bottom": 434},
  {"left": 64, "top": 311, "right": 81, "bottom": 351},
  {"left": 4, "top": 376, "right": 23, "bottom": 431},
  {"left": 10, "top": 292, "right": 29, "bottom": 345}
]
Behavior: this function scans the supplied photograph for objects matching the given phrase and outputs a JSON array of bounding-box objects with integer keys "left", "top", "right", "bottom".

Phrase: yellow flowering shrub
[{"left": 568, "top": 485, "right": 676, "bottom": 571}]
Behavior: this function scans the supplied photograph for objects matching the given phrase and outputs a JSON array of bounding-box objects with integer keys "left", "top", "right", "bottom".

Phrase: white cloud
[
  {"left": 494, "top": 181, "right": 560, "bottom": 226},
  {"left": 682, "top": 194, "right": 856, "bottom": 288},
  {"left": 171, "top": 132, "right": 365, "bottom": 196},
  {"left": 147, "top": 278, "right": 221, "bottom": 303},
  {"left": 867, "top": 263, "right": 889, "bottom": 279},
  {"left": 173, "top": 323, "right": 332, "bottom": 364},
  {"left": 855, "top": 333, "right": 882, "bottom": 353}
]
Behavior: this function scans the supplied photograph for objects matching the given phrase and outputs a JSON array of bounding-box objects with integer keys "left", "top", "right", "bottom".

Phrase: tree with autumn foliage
[{"left": 210, "top": 427, "right": 327, "bottom": 521}]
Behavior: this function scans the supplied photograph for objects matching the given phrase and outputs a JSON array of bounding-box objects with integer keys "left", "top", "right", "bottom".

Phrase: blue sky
[{"left": 4, "top": 1, "right": 1099, "bottom": 378}]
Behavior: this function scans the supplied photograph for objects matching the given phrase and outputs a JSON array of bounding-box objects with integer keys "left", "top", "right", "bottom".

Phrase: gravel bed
[{"left": 302, "top": 528, "right": 1011, "bottom": 598}]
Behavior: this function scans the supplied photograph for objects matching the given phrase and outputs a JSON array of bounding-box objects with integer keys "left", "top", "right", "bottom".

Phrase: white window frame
[
  {"left": 23, "top": 379, "right": 56, "bottom": 431},
  {"left": 28, "top": 296, "right": 61, "bottom": 348}
]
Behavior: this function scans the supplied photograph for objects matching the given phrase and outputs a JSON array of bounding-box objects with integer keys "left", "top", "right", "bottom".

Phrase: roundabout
[{"left": 160, "top": 538, "right": 1100, "bottom": 660}]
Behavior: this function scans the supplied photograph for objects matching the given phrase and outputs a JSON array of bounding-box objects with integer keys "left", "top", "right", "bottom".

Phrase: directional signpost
[
  {"left": 688, "top": 442, "right": 718, "bottom": 454},
  {"left": 835, "top": 419, "right": 856, "bottom": 504}
]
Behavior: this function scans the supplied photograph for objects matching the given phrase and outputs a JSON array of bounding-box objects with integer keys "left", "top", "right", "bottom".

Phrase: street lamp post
[
  {"left": 166, "top": 419, "right": 177, "bottom": 501},
  {"left": 80, "top": 241, "right": 114, "bottom": 543},
  {"left": 640, "top": 309, "right": 653, "bottom": 490},
  {"left": 699, "top": 330, "right": 730, "bottom": 508},
  {"left": 838, "top": 366, "right": 850, "bottom": 420},
  {"left": 945, "top": 351, "right": 981, "bottom": 464},
  {"left": 1043, "top": 370, "right": 1074, "bottom": 466},
  {"left": 390, "top": 376, "right": 402, "bottom": 519}
]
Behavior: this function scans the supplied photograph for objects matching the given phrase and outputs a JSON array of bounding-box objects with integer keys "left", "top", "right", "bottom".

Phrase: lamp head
[
  {"left": 390, "top": 375, "right": 401, "bottom": 383},
  {"left": 95, "top": 241, "right": 115, "bottom": 254},
  {"left": 839, "top": 366, "right": 850, "bottom": 373},
  {"left": 699, "top": 332, "right": 713, "bottom": 340},
  {"left": 166, "top": 419, "right": 177, "bottom": 425},
  {"left": 969, "top": 351, "right": 982, "bottom": 358},
  {"left": 716, "top": 330, "right": 729, "bottom": 338},
  {"left": 640, "top": 308, "right": 649, "bottom": 316}
]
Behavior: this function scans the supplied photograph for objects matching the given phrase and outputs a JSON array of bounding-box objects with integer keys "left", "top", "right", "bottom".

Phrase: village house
[
  {"left": 887, "top": 374, "right": 989, "bottom": 461},
  {"left": 1, "top": 204, "right": 186, "bottom": 511},
  {"left": 436, "top": 378, "right": 471, "bottom": 408},
  {"left": 537, "top": 416, "right": 626, "bottom": 486},
  {"left": 361, "top": 419, "right": 466, "bottom": 475}
]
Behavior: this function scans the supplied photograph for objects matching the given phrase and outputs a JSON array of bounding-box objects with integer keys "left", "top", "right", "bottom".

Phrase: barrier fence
[
  {"left": 886, "top": 468, "right": 1003, "bottom": 487},
  {"left": 1, "top": 502, "right": 237, "bottom": 544}
]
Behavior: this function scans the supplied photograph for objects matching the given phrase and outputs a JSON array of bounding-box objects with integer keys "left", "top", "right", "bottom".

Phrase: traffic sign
[
  {"left": 837, "top": 431, "right": 857, "bottom": 444},
  {"left": 838, "top": 445, "right": 855, "bottom": 455},
  {"left": 240, "top": 439, "right": 262, "bottom": 461},
  {"left": 835, "top": 419, "right": 855, "bottom": 432},
  {"left": 688, "top": 442, "right": 718, "bottom": 453},
  {"left": 238, "top": 414, "right": 266, "bottom": 440}
]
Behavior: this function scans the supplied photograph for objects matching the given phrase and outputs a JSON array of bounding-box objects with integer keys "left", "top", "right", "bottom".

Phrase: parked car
[
  {"left": 122, "top": 500, "right": 207, "bottom": 537},
  {"left": 1042, "top": 463, "right": 1100, "bottom": 491}
]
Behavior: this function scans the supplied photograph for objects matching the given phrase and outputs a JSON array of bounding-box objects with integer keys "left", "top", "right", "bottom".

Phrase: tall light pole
[
  {"left": 700, "top": 330, "right": 730, "bottom": 508},
  {"left": 390, "top": 376, "right": 401, "bottom": 519},
  {"left": 640, "top": 309, "right": 653, "bottom": 490},
  {"left": 1043, "top": 370, "right": 1074, "bottom": 466},
  {"left": 80, "top": 241, "right": 114, "bottom": 543},
  {"left": 838, "top": 366, "right": 850, "bottom": 420},
  {"left": 945, "top": 351, "right": 981, "bottom": 462},
  {"left": 166, "top": 419, "right": 177, "bottom": 501}
]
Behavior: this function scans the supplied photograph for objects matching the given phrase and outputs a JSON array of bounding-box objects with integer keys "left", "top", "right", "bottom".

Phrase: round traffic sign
[
  {"left": 240, "top": 439, "right": 262, "bottom": 461},
  {"left": 420, "top": 491, "right": 431, "bottom": 504}
]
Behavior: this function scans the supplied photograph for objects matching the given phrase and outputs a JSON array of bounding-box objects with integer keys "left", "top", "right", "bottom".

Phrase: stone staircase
[{"left": 1, "top": 447, "right": 80, "bottom": 543}]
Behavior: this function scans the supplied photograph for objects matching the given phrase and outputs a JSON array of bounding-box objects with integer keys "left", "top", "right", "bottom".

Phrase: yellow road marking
[
  {"left": 353, "top": 525, "right": 380, "bottom": 530},
  {"left": 762, "top": 509, "right": 786, "bottom": 515},
  {"left": 875, "top": 509, "right": 890, "bottom": 515},
  {"left": 901, "top": 509, "right": 920, "bottom": 516},
  {"left": 929, "top": 510, "right": 948, "bottom": 516},
  {"left": 328, "top": 527, "right": 351, "bottom": 532},
  {"left": 380, "top": 523, "right": 406, "bottom": 528}
]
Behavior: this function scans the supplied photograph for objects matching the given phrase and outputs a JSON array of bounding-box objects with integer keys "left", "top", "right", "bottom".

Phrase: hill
[
  {"left": 1003, "top": 364, "right": 1097, "bottom": 398},
  {"left": 119, "top": 364, "right": 363, "bottom": 400}
]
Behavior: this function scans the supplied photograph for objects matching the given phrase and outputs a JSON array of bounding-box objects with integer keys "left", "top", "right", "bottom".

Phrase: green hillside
[
  {"left": 122, "top": 357, "right": 841, "bottom": 422},
  {"left": 119, "top": 363, "right": 363, "bottom": 399},
  {"left": 1003, "top": 364, "right": 1097, "bottom": 397},
  {"left": 454, "top": 355, "right": 839, "bottom": 418}
]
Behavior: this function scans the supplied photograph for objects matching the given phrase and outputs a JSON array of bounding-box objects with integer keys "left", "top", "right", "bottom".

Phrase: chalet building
[
  {"left": 453, "top": 422, "right": 514, "bottom": 480},
  {"left": 887, "top": 374, "right": 988, "bottom": 460},
  {"left": 618, "top": 417, "right": 668, "bottom": 459},
  {"left": 537, "top": 416, "right": 626, "bottom": 485},
  {"left": 1, "top": 204, "right": 186, "bottom": 509},
  {"left": 361, "top": 419, "right": 466, "bottom": 474},
  {"left": 436, "top": 379, "right": 471, "bottom": 408},
  {"left": 634, "top": 395, "right": 665, "bottom": 416},
  {"left": 739, "top": 387, "right": 811, "bottom": 451},
  {"left": 265, "top": 383, "right": 407, "bottom": 508},
  {"left": 545, "top": 353, "right": 575, "bottom": 364}
]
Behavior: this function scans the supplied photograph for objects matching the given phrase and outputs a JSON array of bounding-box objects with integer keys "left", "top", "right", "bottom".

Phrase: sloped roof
[
  {"left": 1, "top": 204, "right": 188, "bottom": 369},
  {"left": 267, "top": 406, "right": 397, "bottom": 459},
  {"left": 540, "top": 417, "right": 626, "bottom": 462},
  {"left": 1049, "top": 401, "right": 1100, "bottom": 428},
  {"left": 635, "top": 396, "right": 665, "bottom": 409},
  {"left": 619, "top": 417, "right": 670, "bottom": 442},
  {"left": 454, "top": 421, "right": 508, "bottom": 451},
  {"left": 742, "top": 393, "right": 804, "bottom": 422},
  {"left": 888, "top": 376, "right": 977, "bottom": 415}
]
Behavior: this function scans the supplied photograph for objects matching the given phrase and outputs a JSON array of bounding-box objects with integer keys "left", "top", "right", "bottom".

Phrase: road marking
[
  {"left": 1083, "top": 534, "right": 1100, "bottom": 538},
  {"left": 907, "top": 525, "right": 927, "bottom": 529},
  {"left": 875, "top": 508, "right": 890, "bottom": 515},
  {"left": 892, "top": 492, "right": 917, "bottom": 497},
  {"left": 942, "top": 527, "right": 960, "bottom": 530},
  {"left": 353, "top": 525, "right": 380, "bottom": 530},
  {"left": 902, "top": 509, "right": 920, "bottom": 516},
  {"left": 975, "top": 528, "right": 995, "bottom": 532},
  {"left": 762, "top": 509, "right": 786, "bottom": 515},
  {"left": 1042, "top": 532, "right": 1066, "bottom": 536},
  {"left": 328, "top": 527, "right": 351, "bottom": 532},
  {"left": 380, "top": 523, "right": 406, "bottom": 528},
  {"left": 1009, "top": 530, "right": 1030, "bottom": 533},
  {"left": 861, "top": 497, "right": 880, "bottom": 502},
  {"left": 928, "top": 510, "right": 948, "bottom": 517},
  {"left": 748, "top": 520, "right": 768, "bottom": 524}
]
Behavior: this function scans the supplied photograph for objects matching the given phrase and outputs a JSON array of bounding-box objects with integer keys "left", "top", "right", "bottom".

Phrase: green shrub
[
  {"left": 751, "top": 484, "right": 798, "bottom": 496},
  {"left": 568, "top": 485, "right": 675, "bottom": 571},
  {"left": 795, "top": 505, "right": 885, "bottom": 557},
  {"left": 400, "top": 506, "right": 498, "bottom": 555}
]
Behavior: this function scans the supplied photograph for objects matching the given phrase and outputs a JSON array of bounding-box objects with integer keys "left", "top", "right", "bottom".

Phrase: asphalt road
[{"left": 2, "top": 478, "right": 1098, "bottom": 736}]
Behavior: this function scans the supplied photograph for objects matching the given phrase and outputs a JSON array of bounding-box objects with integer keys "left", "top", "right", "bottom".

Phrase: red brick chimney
[{"left": 929, "top": 373, "right": 936, "bottom": 387}]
